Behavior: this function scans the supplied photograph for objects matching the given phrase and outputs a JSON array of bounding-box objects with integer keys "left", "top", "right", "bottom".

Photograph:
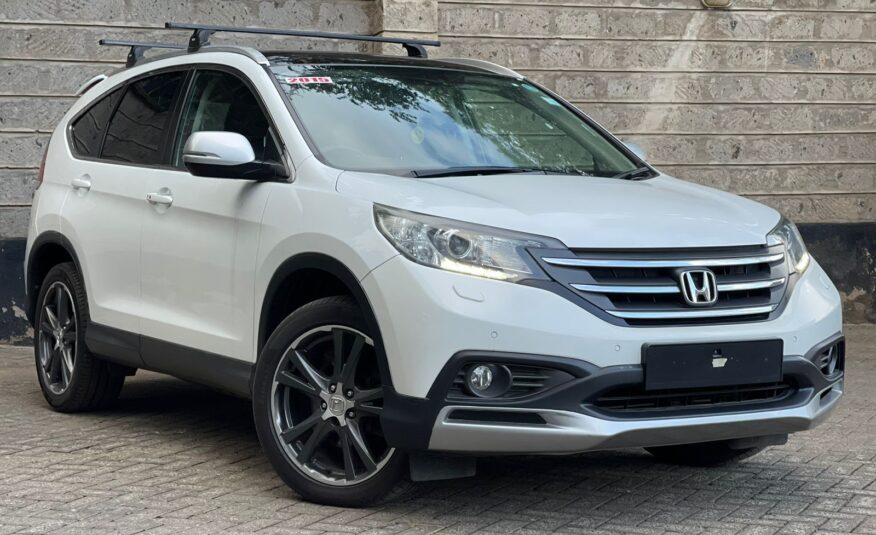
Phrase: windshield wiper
[
  {"left": 412, "top": 166, "right": 588, "bottom": 178},
  {"left": 613, "top": 166, "right": 655, "bottom": 181}
]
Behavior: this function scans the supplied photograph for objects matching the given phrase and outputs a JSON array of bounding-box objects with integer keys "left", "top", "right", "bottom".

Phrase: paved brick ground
[{"left": 0, "top": 326, "right": 874, "bottom": 534}]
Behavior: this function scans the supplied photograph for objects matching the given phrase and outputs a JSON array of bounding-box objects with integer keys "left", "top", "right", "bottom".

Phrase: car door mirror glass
[{"left": 182, "top": 131, "right": 286, "bottom": 180}]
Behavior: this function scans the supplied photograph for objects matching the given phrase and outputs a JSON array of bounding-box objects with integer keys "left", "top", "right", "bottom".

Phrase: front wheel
[{"left": 252, "top": 296, "right": 406, "bottom": 507}]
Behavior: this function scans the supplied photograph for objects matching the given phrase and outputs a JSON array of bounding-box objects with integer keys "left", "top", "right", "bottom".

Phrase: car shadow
[{"left": 106, "top": 371, "right": 781, "bottom": 522}]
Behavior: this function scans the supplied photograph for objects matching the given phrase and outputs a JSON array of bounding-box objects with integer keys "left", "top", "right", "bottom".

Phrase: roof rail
[
  {"left": 75, "top": 74, "right": 109, "bottom": 95},
  {"left": 441, "top": 58, "right": 524, "bottom": 79},
  {"left": 99, "top": 39, "right": 187, "bottom": 67},
  {"left": 164, "top": 22, "right": 440, "bottom": 58}
]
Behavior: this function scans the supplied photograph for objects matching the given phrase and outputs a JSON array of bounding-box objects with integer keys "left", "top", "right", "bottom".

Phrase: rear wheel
[
  {"left": 33, "top": 262, "right": 125, "bottom": 411},
  {"left": 252, "top": 296, "right": 406, "bottom": 506},
  {"left": 646, "top": 440, "right": 766, "bottom": 466}
]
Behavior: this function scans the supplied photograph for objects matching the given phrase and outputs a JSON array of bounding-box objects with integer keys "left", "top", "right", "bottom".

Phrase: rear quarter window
[{"left": 69, "top": 88, "right": 123, "bottom": 158}]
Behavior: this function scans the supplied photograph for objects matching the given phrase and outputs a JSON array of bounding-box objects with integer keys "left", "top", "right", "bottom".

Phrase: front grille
[
  {"left": 591, "top": 381, "right": 795, "bottom": 414},
  {"left": 534, "top": 245, "right": 789, "bottom": 325}
]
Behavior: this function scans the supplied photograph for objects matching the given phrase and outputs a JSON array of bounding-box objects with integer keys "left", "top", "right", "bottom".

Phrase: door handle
[
  {"left": 146, "top": 192, "right": 173, "bottom": 207},
  {"left": 71, "top": 177, "right": 91, "bottom": 191}
]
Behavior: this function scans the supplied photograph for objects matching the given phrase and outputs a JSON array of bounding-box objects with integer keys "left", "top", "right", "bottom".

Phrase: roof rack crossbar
[
  {"left": 164, "top": 22, "right": 440, "bottom": 58},
  {"left": 99, "top": 39, "right": 187, "bottom": 67}
]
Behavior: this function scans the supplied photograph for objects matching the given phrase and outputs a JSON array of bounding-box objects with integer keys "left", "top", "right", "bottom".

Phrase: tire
[
  {"left": 33, "top": 262, "right": 126, "bottom": 412},
  {"left": 645, "top": 440, "right": 766, "bottom": 467},
  {"left": 252, "top": 296, "right": 407, "bottom": 507}
]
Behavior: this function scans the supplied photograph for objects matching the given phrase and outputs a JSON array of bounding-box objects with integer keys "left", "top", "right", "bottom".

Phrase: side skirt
[{"left": 85, "top": 321, "right": 253, "bottom": 399}]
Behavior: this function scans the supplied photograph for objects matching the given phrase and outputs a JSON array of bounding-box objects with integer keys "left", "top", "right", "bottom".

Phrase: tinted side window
[
  {"left": 174, "top": 70, "right": 281, "bottom": 166},
  {"left": 69, "top": 89, "right": 122, "bottom": 158},
  {"left": 102, "top": 71, "right": 184, "bottom": 165}
]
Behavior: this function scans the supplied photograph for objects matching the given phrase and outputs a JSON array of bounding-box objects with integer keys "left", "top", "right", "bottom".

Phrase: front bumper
[
  {"left": 379, "top": 343, "right": 844, "bottom": 453},
  {"left": 425, "top": 352, "right": 843, "bottom": 454},
  {"left": 362, "top": 255, "right": 844, "bottom": 453}
]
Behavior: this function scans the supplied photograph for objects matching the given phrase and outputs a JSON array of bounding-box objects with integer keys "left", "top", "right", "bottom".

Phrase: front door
[{"left": 138, "top": 68, "right": 284, "bottom": 363}]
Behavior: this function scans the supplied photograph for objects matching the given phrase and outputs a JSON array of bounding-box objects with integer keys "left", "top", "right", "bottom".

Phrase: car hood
[{"left": 336, "top": 171, "right": 781, "bottom": 249}]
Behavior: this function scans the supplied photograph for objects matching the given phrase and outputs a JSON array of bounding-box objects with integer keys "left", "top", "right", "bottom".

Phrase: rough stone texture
[
  {"left": 0, "top": 97, "right": 75, "bottom": 131},
  {"left": 0, "top": 61, "right": 118, "bottom": 96},
  {"left": 0, "top": 209, "right": 29, "bottom": 240},
  {"left": 638, "top": 133, "right": 873, "bottom": 165},
  {"left": 0, "top": 134, "right": 49, "bottom": 167},
  {"left": 583, "top": 103, "right": 876, "bottom": 135},
  {"left": 801, "top": 224, "right": 876, "bottom": 324},
  {"left": 0, "top": 170, "right": 37, "bottom": 205},
  {"left": 532, "top": 71, "right": 876, "bottom": 103},
  {"left": 379, "top": 0, "right": 438, "bottom": 34},
  {"left": 0, "top": 324, "right": 872, "bottom": 532},
  {"left": 0, "top": 0, "right": 375, "bottom": 29},
  {"left": 439, "top": 5, "right": 876, "bottom": 41},
  {"left": 753, "top": 194, "right": 876, "bottom": 225}
]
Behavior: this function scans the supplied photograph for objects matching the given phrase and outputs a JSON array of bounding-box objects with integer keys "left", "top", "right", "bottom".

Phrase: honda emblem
[{"left": 679, "top": 269, "right": 718, "bottom": 306}]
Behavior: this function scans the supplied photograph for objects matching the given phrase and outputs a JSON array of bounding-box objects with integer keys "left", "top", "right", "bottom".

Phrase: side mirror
[
  {"left": 623, "top": 141, "right": 647, "bottom": 162},
  {"left": 182, "top": 131, "right": 287, "bottom": 180}
]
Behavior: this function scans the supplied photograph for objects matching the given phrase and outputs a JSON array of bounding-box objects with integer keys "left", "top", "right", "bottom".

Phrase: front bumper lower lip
[{"left": 427, "top": 381, "right": 843, "bottom": 454}]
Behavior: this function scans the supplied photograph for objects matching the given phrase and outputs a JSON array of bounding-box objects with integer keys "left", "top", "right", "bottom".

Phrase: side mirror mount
[
  {"left": 182, "top": 131, "right": 287, "bottom": 180},
  {"left": 623, "top": 141, "right": 647, "bottom": 162}
]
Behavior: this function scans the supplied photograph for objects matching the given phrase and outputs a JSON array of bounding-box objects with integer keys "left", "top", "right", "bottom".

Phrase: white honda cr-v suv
[{"left": 25, "top": 23, "right": 844, "bottom": 506}]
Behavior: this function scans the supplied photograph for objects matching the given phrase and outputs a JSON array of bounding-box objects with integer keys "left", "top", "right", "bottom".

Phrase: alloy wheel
[
  {"left": 37, "top": 281, "right": 78, "bottom": 395},
  {"left": 270, "top": 325, "right": 394, "bottom": 486}
]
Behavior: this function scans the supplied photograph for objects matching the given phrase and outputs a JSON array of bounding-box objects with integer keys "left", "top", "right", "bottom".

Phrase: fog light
[
  {"left": 469, "top": 365, "right": 494, "bottom": 391},
  {"left": 464, "top": 364, "right": 511, "bottom": 398}
]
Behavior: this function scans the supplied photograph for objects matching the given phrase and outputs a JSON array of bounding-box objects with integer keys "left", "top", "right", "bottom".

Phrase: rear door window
[
  {"left": 102, "top": 71, "right": 185, "bottom": 165},
  {"left": 69, "top": 88, "right": 123, "bottom": 158}
]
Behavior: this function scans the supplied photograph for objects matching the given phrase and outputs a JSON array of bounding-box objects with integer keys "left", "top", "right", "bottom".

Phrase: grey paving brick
[{"left": 0, "top": 325, "right": 873, "bottom": 534}]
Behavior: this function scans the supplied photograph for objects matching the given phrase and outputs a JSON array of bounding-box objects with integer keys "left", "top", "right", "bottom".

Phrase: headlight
[
  {"left": 374, "top": 204, "right": 563, "bottom": 282},
  {"left": 768, "top": 216, "right": 810, "bottom": 273}
]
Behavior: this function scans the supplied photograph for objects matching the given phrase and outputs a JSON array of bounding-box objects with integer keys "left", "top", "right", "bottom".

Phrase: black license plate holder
[{"left": 643, "top": 340, "right": 783, "bottom": 391}]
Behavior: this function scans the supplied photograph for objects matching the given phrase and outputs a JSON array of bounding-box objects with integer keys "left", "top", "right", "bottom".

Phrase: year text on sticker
[{"left": 286, "top": 76, "right": 334, "bottom": 84}]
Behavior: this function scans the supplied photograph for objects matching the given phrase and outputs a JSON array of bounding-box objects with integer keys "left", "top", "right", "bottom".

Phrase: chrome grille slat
[
  {"left": 718, "top": 278, "right": 786, "bottom": 292},
  {"left": 572, "top": 277, "right": 786, "bottom": 295},
  {"left": 606, "top": 305, "right": 777, "bottom": 320},
  {"left": 543, "top": 253, "right": 784, "bottom": 269},
  {"left": 571, "top": 283, "right": 679, "bottom": 294}
]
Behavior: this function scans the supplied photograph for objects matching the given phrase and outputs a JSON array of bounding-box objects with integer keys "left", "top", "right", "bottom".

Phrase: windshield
[{"left": 272, "top": 63, "right": 640, "bottom": 178}]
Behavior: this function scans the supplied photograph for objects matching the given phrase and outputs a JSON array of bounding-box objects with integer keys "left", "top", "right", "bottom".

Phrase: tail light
[{"left": 35, "top": 139, "right": 50, "bottom": 189}]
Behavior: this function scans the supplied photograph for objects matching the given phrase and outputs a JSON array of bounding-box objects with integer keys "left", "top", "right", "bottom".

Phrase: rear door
[
  {"left": 138, "top": 67, "right": 284, "bottom": 363},
  {"left": 60, "top": 69, "right": 187, "bottom": 338}
]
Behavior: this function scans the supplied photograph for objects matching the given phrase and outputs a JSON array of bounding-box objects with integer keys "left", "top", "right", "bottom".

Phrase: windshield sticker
[{"left": 285, "top": 76, "right": 334, "bottom": 85}]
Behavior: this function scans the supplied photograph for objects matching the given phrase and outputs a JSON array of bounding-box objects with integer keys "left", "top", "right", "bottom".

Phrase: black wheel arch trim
[
  {"left": 257, "top": 253, "right": 409, "bottom": 440},
  {"left": 257, "top": 253, "right": 395, "bottom": 383},
  {"left": 258, "top": 253, "right": 380, "bottom": 352},
  {"left": 25, "top": 231, "right": 85, "bottom": 327}
]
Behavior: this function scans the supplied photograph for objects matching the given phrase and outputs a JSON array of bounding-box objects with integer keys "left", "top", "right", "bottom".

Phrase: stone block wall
[{"left": 0, "top": 0, "right": 873, "bottom": 342}]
